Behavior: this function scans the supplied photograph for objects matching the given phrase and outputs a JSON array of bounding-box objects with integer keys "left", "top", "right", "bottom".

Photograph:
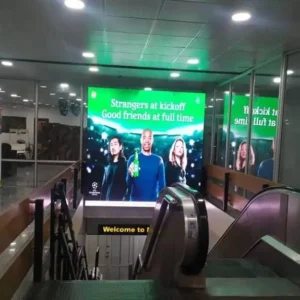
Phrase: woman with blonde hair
[
  {"left": 236, "top": 140, "right": 255, "bottom": 173},
  {"left": 166, "top": 137, "right": 187, "bottom": 186}
]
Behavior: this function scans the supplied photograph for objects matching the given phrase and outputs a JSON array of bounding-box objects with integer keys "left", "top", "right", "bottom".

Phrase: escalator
[
  {"left": 133, "top": 184, "right": 300, "bottom": 299},
  {"left": 28, "top": 185, "right": 300, "bottom": 299}
]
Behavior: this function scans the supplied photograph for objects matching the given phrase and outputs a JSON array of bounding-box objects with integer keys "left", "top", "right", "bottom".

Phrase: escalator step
[
  {"left": 26, "top": 280, "right": 170, "bottom": 300},
  {"left": 206, "top": 259, "right": 277, "bottom": 278}
]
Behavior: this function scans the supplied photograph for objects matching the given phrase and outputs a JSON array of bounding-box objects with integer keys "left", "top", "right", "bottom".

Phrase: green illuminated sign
[
  {"left": 88, "top": 87, "right": 206, "bottom": 134},
  {"left": 223, "top": 95, "right": 278, "bottom": 139}
]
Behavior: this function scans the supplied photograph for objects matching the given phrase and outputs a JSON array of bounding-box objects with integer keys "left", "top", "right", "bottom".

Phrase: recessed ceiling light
[
  {"left": 40, "top": 85, "right": 47, "bottom": 88},
  {"left": 273, "top": 77, "right": 281, "bottom": 84},
  {"left": 11, "top": 94, "right": 19, "bottom": 98},
  {"left": 60, "top": 83, "right": 69, "bottom": 88},
  {"left": 69, "top": 93, "right": 76, "bottom": 97},
  {"left": 170, "top": 72, "right": 180, "bottom": 78},
  {"left": 76, "top": 98, "right": 82, "bottom": 101},
  {"left": 245, "top": 93, "right": 250, "bottom": 96},
  {"left": 224, "top": 91, "right": 230, "bottom": 94},
  {"left": 208, "top": 105, "right": 214, "bottom": 108},
  {"left": 50, "top": 93, "right": 56, "bottom": 96},
  {"left": 89, "top": 66, "right": 99, "bottom": 72},
  {"left": 82, "top": 52, "right": 95, "bottom": 58},
  {"left": 232, "top": 12, "right": 251, "bottom": 22},
  {"left": 144, "top": 87, "right": 152, "bottom": 91},
  {"left": 187, "top": 58, "right": 199, "bottom": 65},
  {"left": 64, "top": 0, "right": 85, "bottom": 10},
  {"left": 1, "top": 60, "right": 13, "bottom": 67},
  {"left": 23, "top": 99, "right": 29, "bottom": 102},
  {"left": 0, "top": 90, "right": 5, "bottom": 93},
  {"left": 287, "top": 69, "right": 294, "bottom": 75}
]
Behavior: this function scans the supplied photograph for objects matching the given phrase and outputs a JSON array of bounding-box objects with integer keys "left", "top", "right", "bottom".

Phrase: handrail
[
  {"left": 139, "top": 193, "right": 175, "bottom": 275},
  {"left": 54, "top": 182, "right": 78, "bottom": 256},
  {"left": 172, "top": 183, "right": 209, "bottom": 275},
  {"left": 132, "top": 189, "right": 180, "bottom": 279},
  {"left": 205, "top": 164, "right": 281, "bottom": 211},
  {"left": 209, "top": 186, "right": 300, "bottom": 258},
  {"left": 133, "top": 185, "right": 209, "bottom": 281},
  {"left": 0, "top": 161, "right": 80, "bottom": 257}
]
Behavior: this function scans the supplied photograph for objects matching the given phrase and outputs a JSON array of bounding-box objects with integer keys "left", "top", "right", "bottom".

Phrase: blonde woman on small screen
[
  {"left": 165, "top": 137, "right": 187, "bottom": 186},
  {"left": 236, "top": 141, "right": 255, "bottom": 173}
]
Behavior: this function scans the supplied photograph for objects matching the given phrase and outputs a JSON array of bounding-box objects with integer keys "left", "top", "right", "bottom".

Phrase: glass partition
[
  {"left": 37, "top": 82, "right": 81, "bottom": 161},
  {"left": 213, "top": 86, "right": 230, "bottom": 167},
  {"left": 252, "top": 60, "right": 281, "bottom": 181},
  {"left": 279, "top": 52, "right": 300, "bottom": 187},
  {"left": 230, "top": 75, "right": 252, "bottom": 173},
  {"left": 0, "top": 79, "right": 35, "bottom": 188},
  {"left": 203, "top": 91, "right": 214, "bottom": 164}
]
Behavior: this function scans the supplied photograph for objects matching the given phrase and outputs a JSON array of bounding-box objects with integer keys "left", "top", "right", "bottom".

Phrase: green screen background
[
  {"left": 223, "top": 94, "right": 278, "bottom": 139},
  {"left": 88, "top": 87, "right": 206, "bottom": 134}
]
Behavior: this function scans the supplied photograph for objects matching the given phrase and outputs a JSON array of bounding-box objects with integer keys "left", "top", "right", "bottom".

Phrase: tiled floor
[{"left": 0, "top": 164, "right": 70, "bottom": 212}]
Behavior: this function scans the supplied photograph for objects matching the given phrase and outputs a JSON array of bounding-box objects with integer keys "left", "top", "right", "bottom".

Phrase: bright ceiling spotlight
[
  {"left": 60, "top": 83, "right": 69, "bottom": 88},
  {"left": 64, "top": 0, "right": 85, "bottom": 10},
  {"left": 232, "top": 12, "right": 251, "bottom": 22},
  {"left": 1, "top": 60, "right": 13, "bottom": 67},
  {"left": 144, "top": 87, "right": 152, "bottom": 91},
  {"left": 287, "top": 69, "right": 294, "bottom": 75},
  {"left": 187, "top": 58, "right": 199, "bottom": 65},
  {"left": 89, "top": 66, "right": 99, "bottom": 72},
  {"left": 273, "top": 77, "right": 281, "bottom": 84},
  {"left": 170, "top": 72, "right": 180, "bottom": 78},
  {"left": 82, "top": 52, "right": 95, "bottom": 58}
]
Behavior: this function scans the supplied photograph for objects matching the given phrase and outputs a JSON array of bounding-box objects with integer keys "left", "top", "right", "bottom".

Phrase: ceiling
[{"left": 0, "top": 0, "right": 299, "bottom": 98}]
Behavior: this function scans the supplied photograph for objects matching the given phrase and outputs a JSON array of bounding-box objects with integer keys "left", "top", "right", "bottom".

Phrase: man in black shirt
[{"left": 101, "top": 136, "right": 127, "bottom": 200}]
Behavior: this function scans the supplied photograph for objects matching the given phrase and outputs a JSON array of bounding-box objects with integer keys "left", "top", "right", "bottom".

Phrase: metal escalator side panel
[
  {"left": 138, "top": 195, "right": 190, "bottom": 286},
  {"left": 209, "top": 189, "right": 290, "bottom": 259},
  {"left": 140, "top": 187, "right": 178, "bottom": 269},
  {"left": 172, "top": 183, "right": 209, "bottom": 275}
]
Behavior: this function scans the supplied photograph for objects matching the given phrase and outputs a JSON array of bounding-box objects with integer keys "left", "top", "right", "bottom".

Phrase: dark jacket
[
  {"left": 101, "top": 157, "right": 127, "bottom": 200},
  {"left": 165, "top": 161, "right": 186, "bottom": 187}
]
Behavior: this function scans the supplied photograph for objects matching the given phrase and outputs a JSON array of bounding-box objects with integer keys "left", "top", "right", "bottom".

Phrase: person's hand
[{"left": 128, "top": 162, "right": 134, "bottom": 177}]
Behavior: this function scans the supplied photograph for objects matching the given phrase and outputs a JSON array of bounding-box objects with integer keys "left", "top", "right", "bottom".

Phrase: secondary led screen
[{"left": 223, "top": 94, "right": 278, "bottom": 180}]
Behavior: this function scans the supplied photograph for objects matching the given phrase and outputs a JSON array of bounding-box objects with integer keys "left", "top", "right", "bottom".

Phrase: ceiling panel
[
  {"left": 143, "top": 46, "right": 184, "bottom": 56},
  {"left": 188, "top": 38, "right": 225, "bottom": 50},
  {"left": 0, "top": 0, "right": 299, "bottom": 85},
  {"left": 141, "top": 54, "right": 177, "bottom": 63},
  {"left": 148, "top": 35, "right": 192, "bottom": 47},
  {"left": 104, "top": 32, "right": 148, "bottom": 45},
  {"left": 180, "top": 47, "right": 218, "bottom": 58},
  {"left": 159, "top": 0, "right": 219, "bottom": 23},
  {"left": 105, "top": 16, "right": 153, "bottom": 34},
  {"left": 104, "top": 0, "right": 161, "bottom": 19},
  {"left": 152, "top": 20, "right": 204, "bottom": 37},
  {"left": 100, "top": 43, "right": 145, "bottom": 54}
]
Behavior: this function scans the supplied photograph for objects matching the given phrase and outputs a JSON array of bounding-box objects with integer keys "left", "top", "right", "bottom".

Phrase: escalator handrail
[
  {"left": 142, "top": 191, "right": 178, "bottom": 271},
  {"left": 172, "top": 183, "right": 209, "bottom": 275},
  {"left": 133, "top": 187, "right": 187, "bottom": 278},
  {"left": 210, "top": 185, "right": 297, "bottom": 252}
]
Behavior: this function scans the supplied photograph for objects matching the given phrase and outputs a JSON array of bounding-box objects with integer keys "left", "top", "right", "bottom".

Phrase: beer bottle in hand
[{"left": 133, "top": 149, "right": 139, "bottom": 177}]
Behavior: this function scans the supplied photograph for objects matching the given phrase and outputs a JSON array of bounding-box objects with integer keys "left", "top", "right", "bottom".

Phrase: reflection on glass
[
  {"left": 213, "top": 88, "right": 228, "bottom": 167},
  {"left": 37, "top": 82, "right": 81, "bottom": 160},
  {"left": 0, "top": 79, "right": 35, "bottom": 161}
]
